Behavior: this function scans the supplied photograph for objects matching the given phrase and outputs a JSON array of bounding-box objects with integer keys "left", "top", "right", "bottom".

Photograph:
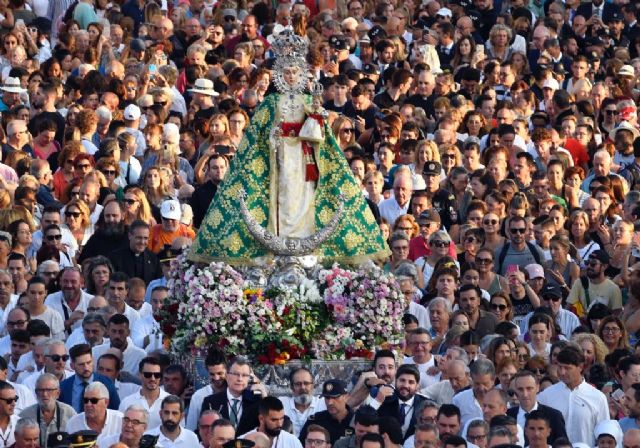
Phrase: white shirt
[
  {"left": 137, "top": 302, "right": 153, "bottom": 318},
  {"left": 96, "top": 433, "right": 121, "bottom": 448},
  {"left": 145, "top": 425, "right": 200, "bottom": 448},
  {"left": 10, "top": 381, "right": 36, "bottom": 415},
  {"left": 378, "top": 197, "right": 410, "bottom": 226},
  {"left": 115, "top": 380, "right": 141, "bottom": 403},
  {"left": 31, "top": 307, "right": 66, "bottom": 340},
  {"left": 66, "top": 329, "right": 110, "bottom": 351},
  {"left": 131, "top": 314, "right": 163, "bottom": 352},
  {"left": 227, "top": 389, "right": 243, "bottom": 423},
  {"left": 280, "top": 396, "right": 326, "bottom": 437},
  {"left": 119, "top": 388, "right": 169, "bottom": 430},
  {"left": 44, "top": 291, "right": 94, "bottom": 333},
  {"left": 242, "top": 428, "right": 303, "bottom": 448},
  {"left": 92, "top": 339, "right": 146, "bottom": 376},
  {"left": 28, "top": 227, "right": 77, "bottom": 260},
  {"left": 452, "top": 389, "right": 482, "bottom": 428},
  {"left": 519, "top": 309, "right": 580, "bottom": 339},
  {"left": 22, "top": 369, "right": 73, "bottom": 391},
  {"left": 397, "top": 396, "right": 415, "bottom": 436},
  {"left": 186, "top": 385, "right": 213, "bottom": 431},
  {"left": 403, "top": 356, "right": 438, "bottom": 389},
  {"left": 537, "top": 379, "right": 609, "bottom": 445},
  {"left": 65, "top": 409, "right": 124, "bottom": 437},
  {"left": 0, "top": 414, "right": 19, "bottom": 447},
  {"left": 516, "top": 402, "right": 538, "bottom": 432},
  {"left": 0, "top": 295, "right": 18, "bottom": 337},
  {"left": 407, "top": 301, "right": 430, "bottom": 330},
  {"left": 118, "top": 157, "right": 142, "bottom": 186}
]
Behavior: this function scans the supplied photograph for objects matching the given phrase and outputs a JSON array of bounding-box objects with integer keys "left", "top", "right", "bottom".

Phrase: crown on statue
[
  {"left": 271, "top": 29, "right": 308, "bottom": 60},
  {"left": 310, "top": 80, "right": 324, "bottom": 96}
]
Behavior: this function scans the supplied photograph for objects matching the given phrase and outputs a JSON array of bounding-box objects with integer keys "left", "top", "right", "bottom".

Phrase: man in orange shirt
[{"left": 148, "top": 199, "right": 196, "bottom": 253}]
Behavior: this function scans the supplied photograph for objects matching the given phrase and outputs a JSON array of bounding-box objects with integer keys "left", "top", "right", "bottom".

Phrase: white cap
[
  {"left": 124, "top": 104, "right": 141, "bottom": 121},
  {"left": 594, "top": 420, "right": 623, "bottom": 448},
  {"left": 180, "top": 203, "right": 193, "bottom": 225},
  {"left": 160, "top": 199, "right": 182, "bottom": 221},
  {"left": 437, "top": 7, "right": 452, "bottom": 17},
  {"left": 542, "top": 78, "right": 559, "bottom": 90}
]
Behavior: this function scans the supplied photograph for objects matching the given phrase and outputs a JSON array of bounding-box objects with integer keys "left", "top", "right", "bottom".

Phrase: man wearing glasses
[
  {"left": 304, "top": 425, "right": 331, "bottom": 448},
  {"left": 201, "top": 358, "right": 266, "bottom": 436},
  {"left": 20, "top": 373, "right": 76, "bottom": 448},
  {"left": 22, "top": 341, "right": 73, "bottom": 391},
  {"left": 96, "top": 404, "right": 148, "bottom": 448},
  {"left": 493, "top": 216, "right": 544, "bottom": 276},
  {"left": 519, "top": 285, "right": 580, "bottom": 338},
  {"left": 65, "top": 382, "right": 123, "bottom": 437},
  {"left": 280, "top": 367, "right": 326, "bottom": 437},
  {"left": 567, "top": 250, "right": 623, "bottom": 316},
  {"left": 118, "top": 357, "right": 167, "bottom": 430},
  {"left": 0, "top": 380, "right": 19, "bottom": 447}
]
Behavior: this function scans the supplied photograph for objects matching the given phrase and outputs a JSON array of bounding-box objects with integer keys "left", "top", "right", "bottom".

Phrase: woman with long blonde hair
[
  {"left": 123, "top": 187, "right": 156, "bottom": 226},
  {"left": 331, "top": 116, "right": 356, "bottom": 152},
  {"left": 142, "top": 166, "right": 172, "bottom": 208}
]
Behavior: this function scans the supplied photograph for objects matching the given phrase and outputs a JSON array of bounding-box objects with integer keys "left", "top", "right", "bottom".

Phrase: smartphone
[
  {"left": 148, "top": 64, "right": 157, "bottom": 80},
  {"left": 612, "top": 388, "right": 624, "bottom": 401},
  {"left": 15, "top": 19, "right": 24, "bottom": 27},
  {"left": 476, "top": 44, "right": 485, "bottom": 54},
  {"left": 506, "top": 265, "right": 519, "bottom": 275}
]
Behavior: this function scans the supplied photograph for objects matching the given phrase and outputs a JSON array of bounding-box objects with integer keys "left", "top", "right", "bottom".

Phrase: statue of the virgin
[{"left": 188, "top": 30, "right": 389, "bottom": 265}]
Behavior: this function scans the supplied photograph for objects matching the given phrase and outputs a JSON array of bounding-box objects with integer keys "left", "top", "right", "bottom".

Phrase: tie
[
  {"left": 80, "top": 381, "right": 89, "bottom": 411},
  {"left": 230, "top": 399, "right": 240, "bottom": 427},
  {"left": 399, "top": 403, "right": 407, "bottom": 423}
]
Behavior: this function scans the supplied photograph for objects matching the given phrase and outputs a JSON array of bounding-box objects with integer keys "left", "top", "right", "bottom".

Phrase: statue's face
[{"left": 283, "top": 67, "right": 301, "bottom": 87}]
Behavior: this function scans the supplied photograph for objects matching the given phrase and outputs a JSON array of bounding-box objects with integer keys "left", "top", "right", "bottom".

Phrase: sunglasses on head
[
  {"left": 47, "top": 354, "right": 70, "bottom": 362},
  {"left": 142, "top": 371, "right": 162, "bottom": 379},
  {"left": 83, "top": 397, "right": 104, "bottom": 405}
]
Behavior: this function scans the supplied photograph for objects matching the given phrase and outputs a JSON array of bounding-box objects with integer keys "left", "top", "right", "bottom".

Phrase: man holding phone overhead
[{"left": 493, "top": 216, "right": 545, "bottom": 276}]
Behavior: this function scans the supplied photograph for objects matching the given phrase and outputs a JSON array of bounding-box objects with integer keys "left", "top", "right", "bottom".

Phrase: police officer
[
  {"left": 299, "top": 380, "right": 354, "bottom": 445},
  {"left": 422, "top": 162, "right": 458, "bottom": 231}
]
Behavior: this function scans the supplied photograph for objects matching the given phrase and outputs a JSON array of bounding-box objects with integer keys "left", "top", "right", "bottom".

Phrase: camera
[{"left": 139, "top": 435, "right": 159, "bottom": 448}]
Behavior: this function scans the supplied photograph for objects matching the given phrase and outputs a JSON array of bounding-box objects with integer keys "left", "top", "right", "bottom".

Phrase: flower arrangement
[{"left": 162, "top": 255, "right": 404, "bottom": 364}]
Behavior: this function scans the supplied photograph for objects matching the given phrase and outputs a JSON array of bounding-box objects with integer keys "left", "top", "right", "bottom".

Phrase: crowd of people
[{"left": 1, "top": 0, "right": 640, "bottom": 447}]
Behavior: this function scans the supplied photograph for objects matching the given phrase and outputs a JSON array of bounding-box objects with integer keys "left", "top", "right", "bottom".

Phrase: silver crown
[
  {"left": 310, "top": 80, "right": 323, "bottom": 96},
  {"left": 271, "top": 29, "right": 308, "bottom": 60}
]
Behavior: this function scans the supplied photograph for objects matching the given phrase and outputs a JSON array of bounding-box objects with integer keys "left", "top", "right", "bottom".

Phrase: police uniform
[
  {"left": 298, "top": 380, "right": 354, "bottom": 446},
  {"left": 423, "top": 162, "right": 458, "bottom": 231}
]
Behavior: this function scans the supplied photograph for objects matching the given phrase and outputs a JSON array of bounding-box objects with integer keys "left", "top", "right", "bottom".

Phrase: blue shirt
[
  {"left": 72, "top": 374, "right": 94, "bottom": 412},
  {"left": 620, "top": 417, "right": 640, "bottom": 432}
]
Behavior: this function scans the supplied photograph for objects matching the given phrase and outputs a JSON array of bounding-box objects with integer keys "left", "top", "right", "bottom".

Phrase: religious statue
[{"left": 188, "top": 30, "right": 389, "bottom": 265}]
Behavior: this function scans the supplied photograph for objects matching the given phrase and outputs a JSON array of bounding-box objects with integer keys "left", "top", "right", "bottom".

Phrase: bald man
[{"left": 624, "top": 429, "right": 640, "bottom": 448}]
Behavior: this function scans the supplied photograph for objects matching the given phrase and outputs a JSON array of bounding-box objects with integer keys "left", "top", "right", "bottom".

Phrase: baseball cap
[
  {"left": 589, "top": 249, "right": 610, "bottom": 265},
  {"left": 130, "top": 38, "right": 146, "bottom": 52},
  {"left": 418, "top": 209, "right": 441, "bottom": 224},
  {"left": 542, "top": 78, "right": 559, "bottom": 90},
  {"left": 540, "top": 284, "right": 562, "bottom": 300},
  {"left": 160, "top": 199, "right": 182, "bottom": 221},
  {"left": 321, "top": 379, "right": 347, "bottom": 397},
  {"left": 436, "top": 7, "right": 452, "bottom": 17},
  {"left": 422, "top": 161, "right": 442, "bottom": 176},
  {"left": 124, "top": 104, "right": 141, "bottom": 121},
  {"left": 525, "top": 264, "right": 544, "bottom": 280}
]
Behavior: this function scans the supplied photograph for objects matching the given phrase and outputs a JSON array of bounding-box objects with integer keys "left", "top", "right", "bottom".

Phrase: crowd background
[{"left": 1, "top": 0, "right": 640, "bottom": 448}]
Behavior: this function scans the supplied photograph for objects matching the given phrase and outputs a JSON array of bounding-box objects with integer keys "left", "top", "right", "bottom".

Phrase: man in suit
[
  {"left": 201, "top": 358, "right": 266, "bottom": 436},
  {"left": 109, "top": 220, "right": 162, "bottom": 286},
  {"left": 508, "top": 370, "right": 567, "bottom": 445},
  {"left": 59, "top": 343, "right": 120, "bottom": 413},
  {"left": 576, "top": 0, "right": 621, "bottom": 24},
  {"left": 376, "top": 365, "right": 426, "bottom": 442}
]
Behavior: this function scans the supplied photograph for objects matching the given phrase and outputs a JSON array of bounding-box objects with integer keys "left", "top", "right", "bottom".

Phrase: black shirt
[
  {"left": 431, "top": 188, "right": 458, "bottom": 231},
  {"left": 299, "top": 409, "right": 354, "bottom": 445},
  {"left": 29, "top": 111, "right": 66, "bottom": 146}
]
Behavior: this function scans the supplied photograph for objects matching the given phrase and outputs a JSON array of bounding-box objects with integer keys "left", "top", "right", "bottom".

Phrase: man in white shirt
[
  {"left": 186, "top": 350, "right": 227, "bottom": 431},
  {"left": 519, "top": 285, "right": 580, "bottom": 338},
  {"left": 97, "top": 352, "right": 141, "bottom": 403},
  {"left": 44, "top": 268, "right": 94, "bottom": 336},
  {"left": 22, "top": 340, "right": 73, "bottom": 391},
  {"left": 452, "top": 359, "right": 495, "bottom": 427},
  {"left": 126, "top": 279, "right": 152, "bottom": 319},
  {"left": 144, "top": 395, "right": 199, "bottom": 448},
  {"left": 119, "top": 357, "right": 168, "bottom": 429},
  {"left": 242, "top": 397, "right": 302, "bottom": 448},
  {"left": 0, "top": 380, "right": 19, "bottom": 447},
  {"left": 0, "top": 308, "right": 26, "bottom": 357},
  {"left": 92, "top": 314, "right": 146, "bottom": 376},
  {"left": 132, "top": 286, "right": 167, "bottom": 352},
  {"left": 66, "top": 312, "right": 109, "bottom": 351},
  {"left": 280, "top": 367, "right": 326, "bottom": 437},
  {"left": 105, "top": 273, "right": 140, "bottom": 328},
  {"left": 378, "top": 176, "right": 413, "bottom": 225},
  {"left": 25, "top": 277, "right": 65, "bottom": 341},
  {"left": 97, "top": 404, "right": 149, "bottom": 448},
  {"left": 65, "top": 382, "right": 123, "bottom": 436},
  {"left": 395, "top": 265, "right": 429, "bottom": 330},
  {"left": 537, "top": 345, "right": 609, "bottom": 445},
  {"left": 403, "top": 329, "right": 438, "bottom": 389}
]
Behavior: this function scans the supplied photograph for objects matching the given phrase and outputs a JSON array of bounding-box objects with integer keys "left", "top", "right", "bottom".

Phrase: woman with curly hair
[
  {"left": 7, "top": 218, "right": 33, "bottom": 256},
  {"left": 572, "top": 333, "right": 608, "bottom": 370},
  {"left": 393, "top": 214, "right": 419, "bottom": 240},
  {"left": 596, "top": 316, "right": 631, "bottom": 353}
]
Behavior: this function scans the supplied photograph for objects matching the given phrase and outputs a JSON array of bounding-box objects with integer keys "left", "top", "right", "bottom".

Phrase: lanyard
[{"left": 37, "top": 404, "right": 61, "bottom": 447}]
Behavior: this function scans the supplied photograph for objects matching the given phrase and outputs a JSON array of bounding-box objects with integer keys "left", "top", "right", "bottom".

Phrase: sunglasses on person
[
  {"left": 465, "top": 237, "right": 477, "bottom": 244},
  {"left": 124, "top": 198, "right": 137, "bottom": 205},
  {"left": 476, "top": 257, "right": 493, "bottom": 264},
  {"left": 66, "top": 211, "right": 81, "bottom": 218},
  {"left": 46, "top": 354, "right": 70, "bottom": 362},
  {"left": 430, "top": 240, "right": 448, "bottom": 248},
  {"left": 101, "top": 169, "right": 116, "bottom": 176},
  {"left": 530, "top": 368, "right": 546, "bottom": 375},
  {"left": 142, "top": 371, "right": 162, "bottom": 379},
  {"left": 46, "top": 234, "right": 62, "bottom": 241},
  {"left": 83, "top": 397, "right": 104, "bottom": 405},
  {"left": 543, "top": 296, "right": 562, "bottom": 302},
  {"left": 605, "top": 109, "right": 619, "bottom": 115},
  {"left": 483, "top": 219, "right": 498, "bottom": 225},
  {"left": 0, "top": 396, "right": 18, "bottom": 404},
  {"left": 510, "top": 227, "right": 526, "bottom": 234},
  {"left": 490, "top": 303, "right": 508, "bottom": 311}
]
